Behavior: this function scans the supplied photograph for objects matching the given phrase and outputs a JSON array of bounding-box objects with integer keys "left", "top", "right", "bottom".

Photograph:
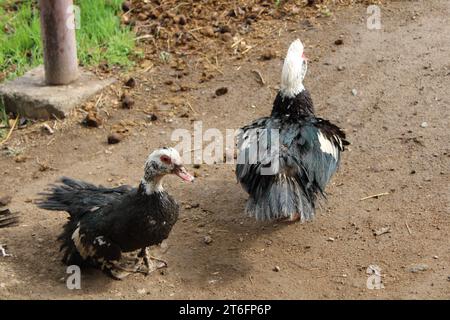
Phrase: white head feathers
[{"left": 280, "top": 39, "right": 308, "bottom": 98}]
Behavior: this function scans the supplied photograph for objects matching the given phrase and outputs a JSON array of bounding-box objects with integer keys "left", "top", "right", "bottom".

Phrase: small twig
[
  {"left": 0, "top": 244, "right": 11, "bottom": 257},
  {"left": 405, "top": 222, "right": 412, "bottom": 235},
  {"left": 242, "top": 44, "right": 258, "bottom": 55},
  {"left": 94, "top": 93, "right": 103, "bottom": 110},
  {"left": 42, "top": 123, "right": 54, "bottom": 135},
  {"left": 231, "top": 38, "right": 244, "bottom": 48},
  {"left": 0, "top": 115, "right": 19, "bottom": 146},
  {"left": 360, "top": 192, "right": 390, "bottom": 201},
  {"left": 139, "top": 63, "right": 154, "bottom": 74},
  {"left": 134, "top": 34, "right": 154, "bottom": 41},
  {"left": 252, "top": 69, "right": 266, "bottom": 85},
  {"left": 187, "top": 31, "right": 200, "bottom": 42},
  {"left": 187, "top": 27, "right": 205, "bottom": 33},
  {"left": 47, "top": 137, "right": 56, "bottom": 146},
  {"left": 186, "top": 101, "right": 198, "bottom": 114}
]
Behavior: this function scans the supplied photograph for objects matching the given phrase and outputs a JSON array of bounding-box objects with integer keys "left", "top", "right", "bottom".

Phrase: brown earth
[{"left": 0, "top": 0, "right": 449, "bottom": 299}]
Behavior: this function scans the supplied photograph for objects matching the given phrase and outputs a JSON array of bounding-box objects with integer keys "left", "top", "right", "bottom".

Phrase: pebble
[
  {"left": 121, "top": 1, "right": 131, "bottom": 12},
  {"left": 220, "top": 32, "right": 233, "bottom": 42},
  {"left": 0, "top": 195, "right": 12, "bottom": 206},
  {"left": 408, "top": 264, "right": 429, "bottom": 273},
  {"left": 203, "top": 235, "right": 213, "bottom": 245},
  {"left": 146, "top": 114, "right": 158, "bottom": 122},
  {"left": 420, "top": 122, "right": 428, "bottom": 128},
  {"left": 273, "top": 266, "right": 280, "bottom": 272},
  {"left": 215, "top": 87, "right": 228, "bottom": 96},
  {"left": 327, "top": 237, "right": 335, "bottom": 242},
  {"left": 351, "top": 89, "right": 358, "bottom": 96},
  {"left": 137, "top": 288, "right": 146, "bottom": 295},
  {"left": 373, "top": 227, "right": 391, "bottom": 236},
  {"left": 260, "top": 49, "right": 277, "bottom": 61},
  {"left": 334, "top": 39, "right": 344, "bottom": 45},
  {"left": 337, "top": 65, "right": 345, "bottom": 71},
  {"left": 107, "top": 133, "right": 123, "bottom": 144},
  {"left": 202, "top": 26, "right": 215, "bottom": 37},
  {"left": 82, "top": 111, "right": 102, "bottom": 127},
  {"left": 124, "top": 77, "right": 136, "bottom": 88},
  {"left": 121, "top": 95, "right": 135, "bottom": 109}
]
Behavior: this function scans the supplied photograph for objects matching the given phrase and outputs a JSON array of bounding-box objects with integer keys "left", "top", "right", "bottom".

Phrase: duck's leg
[
  {"left": 137, "top": 247, "right": 167, "bottom": 275},
  {"left": 280, "top": 213, "right": 301, "bottom": 223}
]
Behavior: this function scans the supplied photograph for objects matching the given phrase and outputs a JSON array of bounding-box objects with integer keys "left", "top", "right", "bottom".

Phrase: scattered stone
[
  {"left": 334, "top": 39, "right": 344, "bottom": 45},
  {"left": 107, "top": 133, "right": 123, "bottom": 144},
  {"left": 174, "top": 14, "right": 187, "bottom": 25},
  {"left": 121, "top": 95, "right": 135, "bottom": 109},
  {"left": 260, "top": 49, "right": 277, "bottom": 61},
  {"left": 273, "top": 266, "right": 280, "bottom": 272},
  {"left": 146, "top": 114, "right": 158, "bottom": 122},
  {"left": 327, "top": 237, "right": 335, "bottom": 242},
  {"left": 82, "top": 111, "right": 102, "bottom": 127},
  {"left": 351, "top": 89, "right": 358, "bottom": 96},
  {"left": 137, "top": 288, "right": 146, "bottom": 295},
  {"left": 193, "top": 164, "right": 201, "bottom": 169},
  {"left": 220, "top": 32, "right": 233, "bottom": 42},
  {"left": 121, "top": 1, "right": 131, "bottom": 12},
  {"left": 420, "top": 122, "right": 428, "bottom": 128},
  {"left": 14, "top": 155, "right": 26, "bottom": 163},
  {"left": 408, "top": 264, "right": 429, "bottom": 273},
  {"left": 0, "top": 195, "right": 12, "bottom": 206},
  {"left": 373, "top": 227, "right": 391, "bottom": 236},
  {"left": 124, "top": 77, "right": 136, "bottom": 88},
  {"left": 432, "top": 255, "right": 439, "bottom": 259},
  {"left": 202, "top": 26, "right": 215, "bottom": 37},
  {"left": 203, "top": 235, "right": 213, "bottom": 245},
  {"left": 215, "top": 87, "right": 228, "bottom": 96},
  {"left": 337, "top": 65, "right": 345, "bottom": 71},
  {"left": 219, "top": 25, "right": 232, "bottom": 34}
]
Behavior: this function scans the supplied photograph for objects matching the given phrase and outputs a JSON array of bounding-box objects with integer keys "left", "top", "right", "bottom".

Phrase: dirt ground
[{"left": 0, "top": 0, "right": 449, "bottom": 299}]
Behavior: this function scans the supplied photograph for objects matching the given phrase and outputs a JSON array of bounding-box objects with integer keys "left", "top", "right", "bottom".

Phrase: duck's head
[
  {"left": 142, "top": 147, "right": 194, "bottom": 193},
  {"left": 280, "top": 39, "right": 308, "bottom": 98}
]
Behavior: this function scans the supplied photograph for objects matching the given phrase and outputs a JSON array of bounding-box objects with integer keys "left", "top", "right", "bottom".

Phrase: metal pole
[{"left": 39, "top": 0, "right": 78, "bottom": 85}]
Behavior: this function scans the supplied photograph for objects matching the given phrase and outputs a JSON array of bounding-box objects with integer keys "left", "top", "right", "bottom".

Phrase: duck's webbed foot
[
  {"left": 103, "top": 254, "right": 152, "bottom": 280},
  {"left": 137, "top": 247, "right": 167, "bottom": 276}
]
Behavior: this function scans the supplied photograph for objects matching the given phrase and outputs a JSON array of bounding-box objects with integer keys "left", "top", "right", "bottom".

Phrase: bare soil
[{"left": 0, "top": 0, "right": 449, "bottom": 299}]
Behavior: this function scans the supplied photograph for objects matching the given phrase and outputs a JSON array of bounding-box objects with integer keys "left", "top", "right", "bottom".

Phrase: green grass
[
  {"left": 0, "top": 0, "right": 136, "bottom": 125},
  {"left": 0, "top": 0, "right": 135, "bottom": 79}
]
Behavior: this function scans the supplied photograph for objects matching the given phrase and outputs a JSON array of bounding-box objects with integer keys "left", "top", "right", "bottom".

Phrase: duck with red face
[{"left": 37, "top": 147, "right": 194, "bottom": 279}]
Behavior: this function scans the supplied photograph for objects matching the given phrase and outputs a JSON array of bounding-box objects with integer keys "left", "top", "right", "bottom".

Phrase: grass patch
[
  {"left": 0, "top": 0, "right": 135, "bottom": 80},
  {"left": 0, "top": 0, "right": 136, "bottom": 120}
]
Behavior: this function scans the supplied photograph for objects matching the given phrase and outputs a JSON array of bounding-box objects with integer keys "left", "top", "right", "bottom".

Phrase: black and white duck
[
  {"left": 37, "top": 147, "right": 194, "bottom": 279},
  {"left": 236, "top": 39, "right": 349, "bottom": 222}
]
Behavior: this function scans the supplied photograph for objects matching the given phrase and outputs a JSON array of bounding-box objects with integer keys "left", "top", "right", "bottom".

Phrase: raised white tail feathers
[{"left": 281, "top": 39, "right": 308, "bottom": 98}]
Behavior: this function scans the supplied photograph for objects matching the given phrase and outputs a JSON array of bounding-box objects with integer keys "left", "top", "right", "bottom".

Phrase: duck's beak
[{"left": 173, "top": 165, "right": 195, "bottom": 182}]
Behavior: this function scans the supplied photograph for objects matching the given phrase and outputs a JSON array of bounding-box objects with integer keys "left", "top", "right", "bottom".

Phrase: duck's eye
[{"left": 160, "top": 155, "right": 172, "bottom": 164}]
